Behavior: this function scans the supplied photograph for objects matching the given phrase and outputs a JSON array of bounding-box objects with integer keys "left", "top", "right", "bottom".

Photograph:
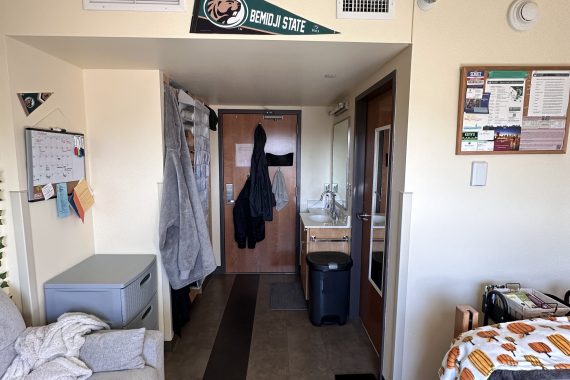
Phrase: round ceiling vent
[{"left": 508, "top": 0, "right": 539, "bottom": 31}]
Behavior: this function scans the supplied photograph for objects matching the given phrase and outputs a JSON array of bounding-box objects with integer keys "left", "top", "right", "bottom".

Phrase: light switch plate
[{"left": 470, "top": 161, "right": 488, "bottom": 186}]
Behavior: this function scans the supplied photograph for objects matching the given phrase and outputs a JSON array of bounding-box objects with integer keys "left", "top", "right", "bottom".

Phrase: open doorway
[{"left": 352, "top": 72, "right": 396, "bottom": 377}]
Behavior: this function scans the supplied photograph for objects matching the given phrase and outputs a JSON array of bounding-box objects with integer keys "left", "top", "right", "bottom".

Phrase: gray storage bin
[
  {"left": 125, "top": 292, "right": 158, "bottom": 330},
  {"left": 44, "top": 254, "right": 157, "bottom": 329}
]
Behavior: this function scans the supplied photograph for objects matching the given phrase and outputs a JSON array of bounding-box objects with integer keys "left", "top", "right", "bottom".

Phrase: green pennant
[{"left": 191, "top": 0, "right": 339, "bottom": 35}]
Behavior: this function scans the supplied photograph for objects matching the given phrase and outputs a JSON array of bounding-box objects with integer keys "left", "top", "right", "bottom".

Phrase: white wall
[
  {"left": 4, "top": 38, "right": 95, "bottom": 324},
  {"left": 2, "top": 0, "right": 412, "bottom": 44},
  {"left": 400, "top": 1, "right": 570, "bottom": 378},
  {"left": 82, "top": 69, "right": 170, "bottom": 338},
  {"left": 0, "top": 11, "right": 23, "bottom": 308}
]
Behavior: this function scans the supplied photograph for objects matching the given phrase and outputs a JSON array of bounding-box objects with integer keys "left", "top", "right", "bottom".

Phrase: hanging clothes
[
  {"left": 272, "top": 168, "right": 288, "bottom": 212},
  {"left": 191, "top": 101, "right": 211, "bottom": 219},
  {"left": 206, "top": 105, "right": 218, "bottom": 131},
  {"left": 233, "top": 177, "right": 265, "bottom": 249},
  {"left": 178, "top": 90, "right": 210, "bottom": 219},
  {"left": 159, "top": 86, "right": 216, "bottom": 290},
  {"left": 170, "top": 284, "right": 192, "bottom": 337},
  {"left": 249, "top": 124, "right": 275, "bottom": 221}
]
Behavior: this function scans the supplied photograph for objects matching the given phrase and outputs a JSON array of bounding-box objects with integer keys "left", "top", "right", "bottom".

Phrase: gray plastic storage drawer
[
  {"left": 125, "top": 293, "right": 158, "bottom": 330},
  {"left": 44, "top": 254, "right": 157, "bottom": 328}
]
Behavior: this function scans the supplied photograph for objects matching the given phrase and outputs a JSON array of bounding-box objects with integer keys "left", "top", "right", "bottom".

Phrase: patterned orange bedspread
[{"left": 440, "top": 317, "right": 570, "bottom": 379}]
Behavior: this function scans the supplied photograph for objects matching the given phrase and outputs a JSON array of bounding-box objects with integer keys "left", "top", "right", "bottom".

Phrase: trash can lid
[{"left": 306, "top": 252, "right": 353, "bottom": 271}]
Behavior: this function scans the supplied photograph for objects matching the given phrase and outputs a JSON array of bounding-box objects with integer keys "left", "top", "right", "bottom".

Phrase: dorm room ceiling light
[
  {"left": 417, "top": 0, "right": 437, "bottom": 11},
  {"left": 508, "top": 0, "right": 539, "bottom": 31}
]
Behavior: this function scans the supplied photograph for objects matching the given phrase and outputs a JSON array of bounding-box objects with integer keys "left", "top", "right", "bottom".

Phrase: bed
[{"left": 440, "top": 291, "right": 570, "bottom": 380}]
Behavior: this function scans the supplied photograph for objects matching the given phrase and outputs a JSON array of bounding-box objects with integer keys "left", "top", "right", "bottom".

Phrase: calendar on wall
[{"left": 25, "top": 128, "right": 86, "bottom": 201}]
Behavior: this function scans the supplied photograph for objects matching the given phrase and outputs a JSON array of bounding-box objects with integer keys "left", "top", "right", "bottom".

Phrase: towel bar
[{"left": 310, "top": 236, "right": 349, "bottom": 243}]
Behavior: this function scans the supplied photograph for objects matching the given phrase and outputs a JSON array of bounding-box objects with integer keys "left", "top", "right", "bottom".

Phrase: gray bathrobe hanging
[{"left": 159, "top": 87, "right": 216, "bottom": 290}]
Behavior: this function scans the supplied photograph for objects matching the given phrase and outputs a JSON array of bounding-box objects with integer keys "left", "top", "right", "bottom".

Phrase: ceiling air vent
[
  {"left": 337, "top": 0, "right": 395, "bottom": 19},
  {"left": 83, "top": 0, "right": 185, "bottom": 12}
]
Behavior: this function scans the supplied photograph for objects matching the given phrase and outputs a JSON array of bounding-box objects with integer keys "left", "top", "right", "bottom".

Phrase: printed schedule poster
[
  {"left": 458, "top": 66, "right": 570, "bottom": 154},
  {"left": 528, "top": 71, "right": 570, "bottom": 117},
  {"left": 461, "top": 70, "right": 526, "bottom": 152}
]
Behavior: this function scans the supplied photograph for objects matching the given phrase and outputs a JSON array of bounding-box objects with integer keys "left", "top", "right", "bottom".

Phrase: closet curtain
[{"left": 159, "top": 86, "right": 216, "bottom": 290}]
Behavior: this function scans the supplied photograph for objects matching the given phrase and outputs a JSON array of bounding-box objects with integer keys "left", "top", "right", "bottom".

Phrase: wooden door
[
  {"left": 221, "top": 112, "right": 298, "bottom": 273},
  {"left": 359, "top": 85, "right": 394, "bottom": 354}
]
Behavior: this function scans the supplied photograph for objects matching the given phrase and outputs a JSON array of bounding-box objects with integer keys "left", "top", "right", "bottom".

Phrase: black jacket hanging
[
  {"left": 249, "top": 124, "right": 275, "bottom": 221},
  {"left": 233, "top": 177, "right": 265, "bottom": 249}
]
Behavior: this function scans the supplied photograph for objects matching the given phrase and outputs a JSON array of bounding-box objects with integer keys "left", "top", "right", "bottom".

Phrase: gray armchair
[{"left": 0, "top": 291, "right": 164, "bottom": 380}]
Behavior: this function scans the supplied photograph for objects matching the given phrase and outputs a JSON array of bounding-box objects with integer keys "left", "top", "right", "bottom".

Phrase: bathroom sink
[
  {"left": 372, "top": 215, "right": 386, "bottom": 226},
  {"left": 308, "top": 214, "right": 332, "bottom": 223}
]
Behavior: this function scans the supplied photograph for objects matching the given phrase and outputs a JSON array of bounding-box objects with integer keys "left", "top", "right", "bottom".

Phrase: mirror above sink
[{"left": 331, "top": 118, "right": 351, "bottom": 210}]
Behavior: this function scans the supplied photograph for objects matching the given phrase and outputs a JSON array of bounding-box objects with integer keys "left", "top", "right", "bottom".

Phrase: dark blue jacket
[
  {"left": 233, "top": 177, "right": 265, "bottom": 249},
  {"left": 249, "top": 124, "right": 276, "bottom": 221}
]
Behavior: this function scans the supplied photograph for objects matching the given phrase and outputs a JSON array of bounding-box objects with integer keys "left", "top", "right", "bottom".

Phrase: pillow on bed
[{"left": 79, "top": 328, "right": 146, "bottom": 372}]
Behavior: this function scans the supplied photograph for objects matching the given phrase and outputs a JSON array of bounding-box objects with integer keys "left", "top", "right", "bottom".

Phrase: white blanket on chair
[{"left": 1, "top": 312, "right": 109, "bottom": 380}]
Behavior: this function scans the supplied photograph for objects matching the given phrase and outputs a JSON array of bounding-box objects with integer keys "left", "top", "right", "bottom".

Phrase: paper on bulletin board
[
  {"left": 70, "top": 179, "right": 94, "bottom": 223},
  {"left": 528, "top": 71, "right": 570, "bottom": 117},
  {"left": 41, "top": 183, "right": 55, "bottom": 200},
  {"left": 519, "top": 128, "right": 566, "bottom": 151},
  {"left": 464, "top": 71, "right": 488, "bottom": 115},
  {"left": 461, "top": 71, "right": 527, "bottom": 152},
  {"left": 485, "top": 76, "right": 526, "bottom": 127},
  {"left": 56, "top": 183, "right": 70, "bottom": 218},
  {"left": 235, "top": 144, "right": 254, "bottom": 167},
  {"left": 75, "top": 180, "right": 94, "bottom": 210}
]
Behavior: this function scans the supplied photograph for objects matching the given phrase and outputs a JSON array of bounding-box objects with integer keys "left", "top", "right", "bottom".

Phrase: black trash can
[{"left": 307, "top": 251, "right": 353, "bottom": 326}]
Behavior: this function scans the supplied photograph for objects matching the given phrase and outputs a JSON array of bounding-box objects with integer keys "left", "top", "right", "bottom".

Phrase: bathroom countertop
[{"left": 300, "top": 212, "right": 350, "bottom": 228}]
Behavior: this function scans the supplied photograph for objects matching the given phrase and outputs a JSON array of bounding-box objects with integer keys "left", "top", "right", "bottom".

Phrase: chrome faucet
[{"left": 320, "top": 190, "right": 338, "bottom": 221}]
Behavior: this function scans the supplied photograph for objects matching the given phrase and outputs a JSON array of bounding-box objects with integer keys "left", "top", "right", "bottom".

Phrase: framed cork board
[{"left": 456, "top": 66, "right": 570, "bottom": 155}]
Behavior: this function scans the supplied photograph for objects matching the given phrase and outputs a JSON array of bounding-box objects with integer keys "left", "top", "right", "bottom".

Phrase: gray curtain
[{"left": 159, "top": 86, "right": 216, "bottom": 290}]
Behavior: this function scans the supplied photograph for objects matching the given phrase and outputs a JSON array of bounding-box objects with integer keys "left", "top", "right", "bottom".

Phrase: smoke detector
[
  {"left": 417, "top": 0, "right": 437, "bottom": 11},
  {"left": 508, "top": 0, "right": 539, "bottom": 31}
]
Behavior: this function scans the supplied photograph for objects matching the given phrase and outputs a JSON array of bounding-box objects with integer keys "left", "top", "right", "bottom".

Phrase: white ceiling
[{"left": 13, "top": 36, "right": 408, "bottom": 106}]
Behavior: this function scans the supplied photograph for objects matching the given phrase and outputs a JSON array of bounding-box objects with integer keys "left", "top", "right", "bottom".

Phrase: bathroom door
[
  {"left": 356, "top": 78, "right": 394, "bottom": 355},
  {"left": 220, "top": 111, "right": 299, "bottom": 273}
]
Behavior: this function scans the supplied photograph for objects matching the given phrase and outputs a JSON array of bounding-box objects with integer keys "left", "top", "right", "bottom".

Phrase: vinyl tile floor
[{"left": 165, "top": 274, "right": 379, "bottom": 380}]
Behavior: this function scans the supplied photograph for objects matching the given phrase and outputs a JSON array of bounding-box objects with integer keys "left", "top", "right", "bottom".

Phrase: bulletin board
[
  {"left": 456, "top": 66, "right": 570, "bottom": 155},
  {"left": 25, "top": 128, "right": 86, "bottom": 202}
]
